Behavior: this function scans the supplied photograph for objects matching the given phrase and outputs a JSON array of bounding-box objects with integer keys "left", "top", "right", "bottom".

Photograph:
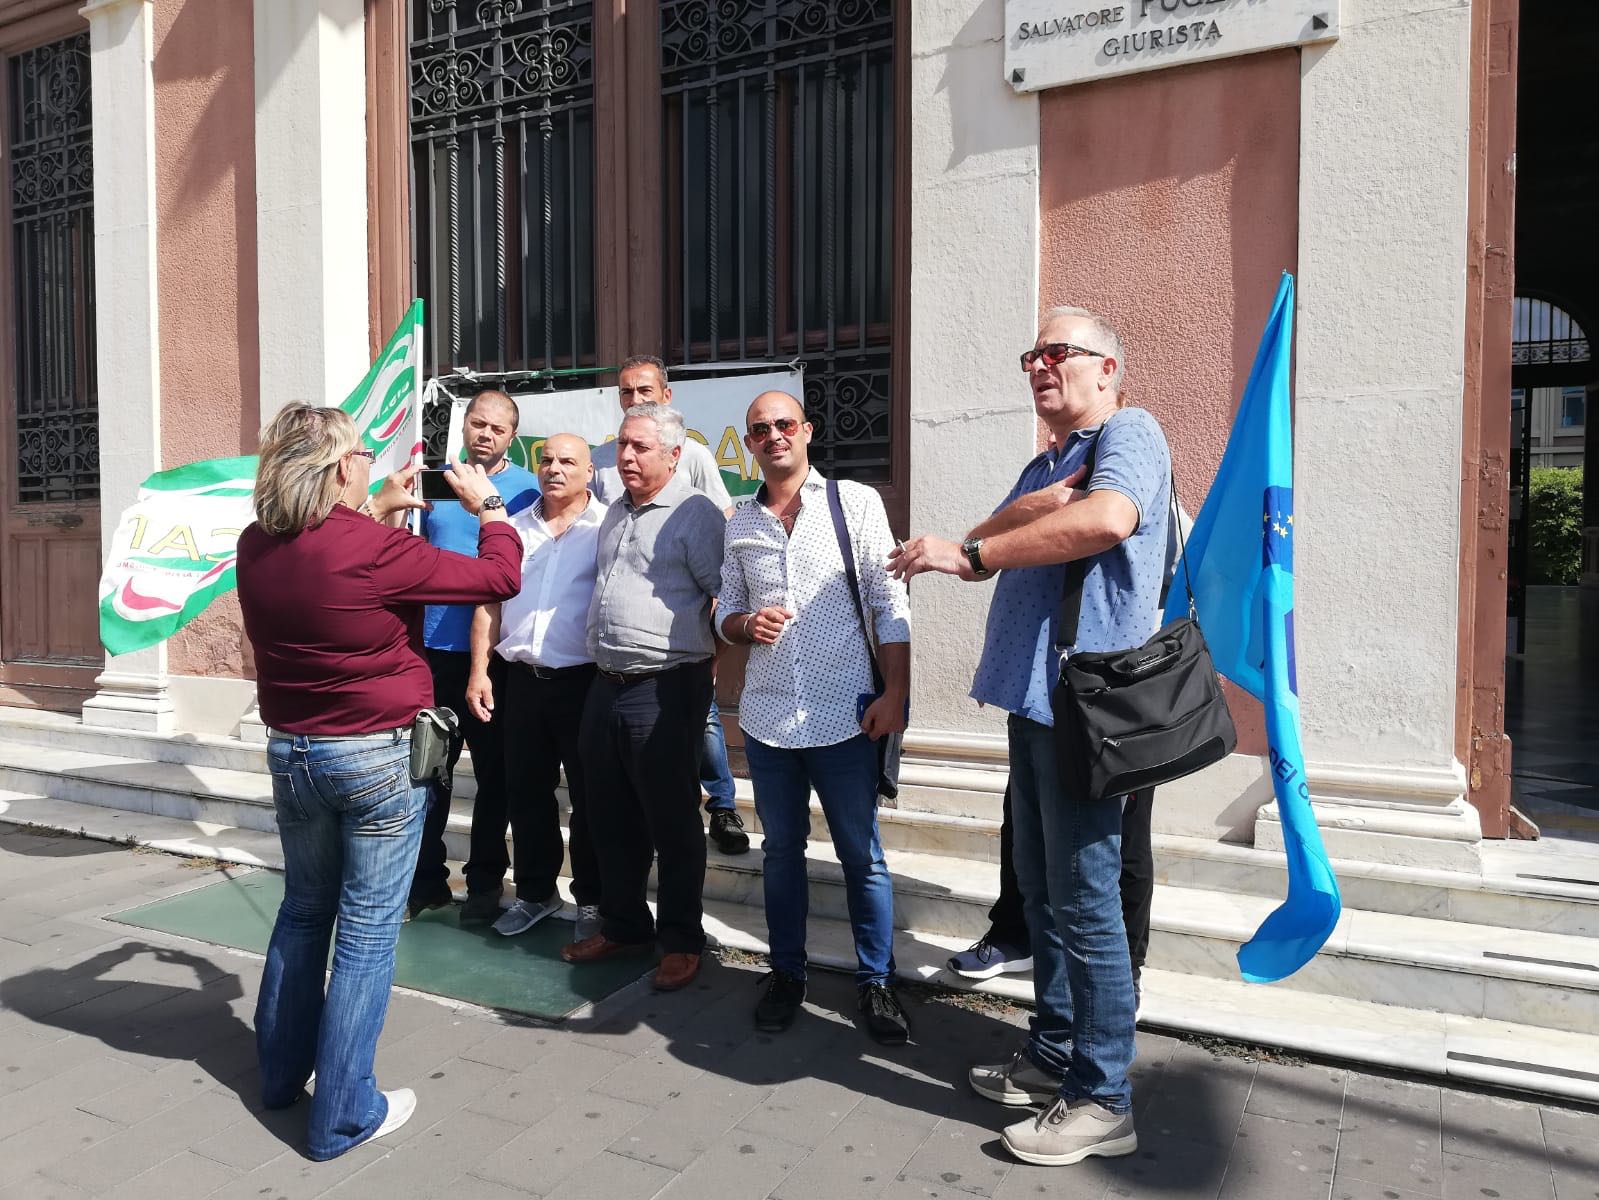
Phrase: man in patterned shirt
[
  {"left": 892, "top": 307, "right": 1170, "bottom": 1168},
  {"left": 718, "top": 391, "right": 913, "bottom": 1043}
]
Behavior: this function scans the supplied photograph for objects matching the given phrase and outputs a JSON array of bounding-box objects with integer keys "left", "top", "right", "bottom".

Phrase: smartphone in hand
[{"left": 419, "top": 468, "right": 457, "bottom": 503}]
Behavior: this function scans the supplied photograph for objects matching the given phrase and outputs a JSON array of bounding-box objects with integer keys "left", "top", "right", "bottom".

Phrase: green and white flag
[{"left": 97, "top": 301, "right": 426, "bottom": 655}]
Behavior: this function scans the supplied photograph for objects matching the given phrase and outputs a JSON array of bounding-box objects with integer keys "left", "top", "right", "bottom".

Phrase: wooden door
[{"left": 0, "top": 26, "right": 102, "bottom": 710}]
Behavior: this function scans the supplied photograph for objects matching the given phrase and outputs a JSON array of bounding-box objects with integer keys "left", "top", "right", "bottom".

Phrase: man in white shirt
[
  {"left": 718, "top": 391, "right": 913, "bottom": 1044},
  {"left": 465, "top": 434, "right": 607, "bottom": 940},
  {"left": 590, "top": 354, "right": 750, "bottom": 859}
]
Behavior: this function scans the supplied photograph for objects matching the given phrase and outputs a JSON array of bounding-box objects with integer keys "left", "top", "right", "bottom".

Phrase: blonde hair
[{"left": 254, "top": 404, "right": 361, "bottom": 535}]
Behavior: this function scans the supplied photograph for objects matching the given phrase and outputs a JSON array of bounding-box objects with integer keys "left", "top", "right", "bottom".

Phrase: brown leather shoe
[
  {"left": 652, "top": 952, "right": 701, "bottom": 991},
  {"left": 561, "top": 934, "right": 653, "bottom": 964}
]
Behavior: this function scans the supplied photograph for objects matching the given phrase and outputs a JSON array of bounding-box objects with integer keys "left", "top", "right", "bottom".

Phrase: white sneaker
[
  {"left": 493, "top": 893, "right": 563, "bottom": 937},
  {"left": 370, "top": 1088, "right": 416, "bottom": 1143},
  {"left": 1002, "top": 1097, "right": 1137, "bottom": 1166},
  {"left": 575, "top": 904, "right": 602, "bottom": 942}
]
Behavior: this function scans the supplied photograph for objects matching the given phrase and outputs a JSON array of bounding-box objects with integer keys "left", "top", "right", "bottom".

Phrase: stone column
[
  {"left": 907, "top": 1, "right": 1038, "bottom": 750},
  {"left": 1280, "top": 0, "right": 1483, "bottom": 869},
  {"left": 238, "top": 0, "right": 369, "bottom": 742},
  {"left": 80, "top": 0, "right": 173, "bottom": 733}
]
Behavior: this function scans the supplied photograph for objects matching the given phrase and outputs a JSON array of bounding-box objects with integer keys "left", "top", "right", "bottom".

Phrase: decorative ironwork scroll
[
  {"left": 410, "top": 0, "right": 596, "bottom": 379},
  {"left": 9, "top": 33, "right": 97, "bottom": 504},
  {"left": 661, "top": 0, "right": 896, "bottom": 482}
]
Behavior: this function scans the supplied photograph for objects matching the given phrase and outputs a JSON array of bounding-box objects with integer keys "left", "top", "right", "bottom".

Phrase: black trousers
[
  {"left": 579, "top": 659, "right": 714, "bottom": 954},
  {"left": 989, "top": 782, "right": 1155, "bottom": 974},
  {"left": 410, "top": 648, "right": 510, "bottom": 900},
  {"left": 501, "top": 661, "right": 601, "bottom": 906}
]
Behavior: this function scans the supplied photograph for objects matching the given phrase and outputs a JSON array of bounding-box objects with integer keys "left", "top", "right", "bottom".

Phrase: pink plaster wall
[
  {"left": 153, "top": 0, "right": 259, "bottom": 678},
  {"left": 1038, "top": 50, "right": 1301, "bottom": 753}
]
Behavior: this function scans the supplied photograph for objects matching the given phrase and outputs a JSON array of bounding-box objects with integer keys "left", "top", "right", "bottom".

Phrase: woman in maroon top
[{"left": 238, "top": 403, "right": 519, "bottom": 1161}]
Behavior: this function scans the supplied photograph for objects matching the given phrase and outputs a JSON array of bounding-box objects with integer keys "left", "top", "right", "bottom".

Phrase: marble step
[{"left": 7, "top": 792, "right": 1599, "bottom": 1106}]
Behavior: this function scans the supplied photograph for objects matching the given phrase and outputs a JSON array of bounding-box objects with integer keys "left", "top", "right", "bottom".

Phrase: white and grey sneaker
[
  {"left": 369, "top": 1088, "right": 417, "bottom": 1144},
  {"left": 575, "top": 904, "right": 602, "bottom": 942},
  {"left": 1002, "top": 1096, "right": 1137, "bottom": 1166},
  {"left": 492, "top": 893, "right": 563, "bottom": 937},
  {"left": 968, "top": 1049, "right": 1064, "bottom": 1107},
  {"left": 947, "top": 936, "right": 1033, "bottom": 980}
]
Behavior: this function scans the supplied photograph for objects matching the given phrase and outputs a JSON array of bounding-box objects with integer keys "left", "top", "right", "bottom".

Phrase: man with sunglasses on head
[
  {"left": 591, "top": 355, "right": 750, "bottom": 860},
  {"left": 719, "top": 392, "right": 912, "bottom": 1043},
  {"left": 891, "top": 308, "right": 1170, "bottom": 1169}
]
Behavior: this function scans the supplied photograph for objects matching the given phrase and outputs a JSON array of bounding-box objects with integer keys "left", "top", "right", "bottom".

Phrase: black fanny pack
[{"left": 1049, "top": 436, "right": 1235, "bottom": 802}]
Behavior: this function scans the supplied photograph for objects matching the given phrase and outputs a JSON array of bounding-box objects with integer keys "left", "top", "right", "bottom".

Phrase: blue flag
[{"left": 1163, "top": 272, "right": 1341, "bottom": 983}]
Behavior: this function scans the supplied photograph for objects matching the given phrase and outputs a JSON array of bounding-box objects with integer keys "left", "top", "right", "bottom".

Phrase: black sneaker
[
  {"left": 405, "top": 884, "right": 452, "bottom": 922},
  {"left": 755, "top": 970, "right": 807, "bottom": 1033},
  {"left": 858, "top": 982, "right": 910, "bottom": 1046},
  {"left": 458, "top": 888, "right": 504, "bottom": 928},
  {"left": 709, "top": 810, "right": 751, "bottom": 855}
]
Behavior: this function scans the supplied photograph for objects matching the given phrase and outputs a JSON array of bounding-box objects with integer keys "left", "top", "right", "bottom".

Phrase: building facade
[{"left": 0, "top": 0, "right": 1525, "bottom": 868}]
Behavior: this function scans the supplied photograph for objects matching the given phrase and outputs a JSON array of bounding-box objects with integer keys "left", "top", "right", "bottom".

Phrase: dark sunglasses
[
  {"left": 1020, "top": 342, "right": 1106, "bottom": 371},
  {"left": 749, "top": 417, "right": 801, "bottom": 441}
]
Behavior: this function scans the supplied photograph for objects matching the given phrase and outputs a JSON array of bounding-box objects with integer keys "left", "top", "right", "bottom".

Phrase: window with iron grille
[
  {"left": 409, "top": 0, "right": 597, "bottom": 381},
  {"left": 9, "top": 31, "right": 96, "bottom": 504},
  {"left": 661, "top": 0, "right": 896, "bottom": 483}
]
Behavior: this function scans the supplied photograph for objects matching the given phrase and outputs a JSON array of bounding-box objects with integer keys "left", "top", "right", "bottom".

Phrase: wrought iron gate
[
  {"left": 9, "top": 32, "right": 96, "bottom": 504},
  {"left": 409, "top": 0, "right": 596, "bottom": 380},
  {"left": 660, "top": 0, "right": 896, "bottom": 483}
]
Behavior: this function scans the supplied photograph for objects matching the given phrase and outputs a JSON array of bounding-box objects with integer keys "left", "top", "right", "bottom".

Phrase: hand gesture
[
  {"left": 370, "top": 463, "right": 427, "bottom": 526},
  {"left": 465, "top": 672, "right": 495, "bottom": 722},
  {"left": 444, "top": 463, "right": 499, "bottom": 515},
  {"left": 888, "top": 535, "right": 974, "bottom": 582},
  {"left": 743, "top": 606, "right": 794, "bottom": 645}
]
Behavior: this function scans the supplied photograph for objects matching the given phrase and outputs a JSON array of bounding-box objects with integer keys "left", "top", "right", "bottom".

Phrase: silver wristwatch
[{"left": 479, "top": 494, "right": 505, "bottom": 512}]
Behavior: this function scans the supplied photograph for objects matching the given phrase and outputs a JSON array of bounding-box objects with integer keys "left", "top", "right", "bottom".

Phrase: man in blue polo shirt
[
  {"left": 891, "top": 306, "right": 1169, "bottom": 1169},
  {"left": 408, "top": 390, "right": 540, "bottom": 926}
]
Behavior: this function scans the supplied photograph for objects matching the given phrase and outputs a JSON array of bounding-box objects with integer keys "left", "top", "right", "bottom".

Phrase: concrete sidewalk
[{"left": 3, "top": 828, "right": 1599, "bottom": 1200}]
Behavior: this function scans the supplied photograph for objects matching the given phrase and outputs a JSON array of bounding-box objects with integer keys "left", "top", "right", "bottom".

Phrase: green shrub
[{"left": 1528, "top": 466, "right": 1585, "bottom": 585}]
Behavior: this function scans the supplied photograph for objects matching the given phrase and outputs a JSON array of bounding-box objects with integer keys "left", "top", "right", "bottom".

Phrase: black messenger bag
[{"left": 1049, "top": 449, "right": 1235, "bottom": 802}]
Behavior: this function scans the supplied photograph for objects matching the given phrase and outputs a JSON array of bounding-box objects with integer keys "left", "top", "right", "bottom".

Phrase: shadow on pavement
[{"left": 0, "top": 940, "right": 303, "bottom": 1156}]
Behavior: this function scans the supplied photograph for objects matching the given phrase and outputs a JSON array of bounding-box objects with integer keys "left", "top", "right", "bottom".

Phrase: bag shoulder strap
[
  {"left": 1052, "top": 412, "right": 1191, "bottom": 653},
  {"left": 825, "top": 478, "right": 886, "bottom": 693}
]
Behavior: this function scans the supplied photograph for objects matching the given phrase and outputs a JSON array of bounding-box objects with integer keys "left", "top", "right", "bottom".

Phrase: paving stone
[
  {"left": 1329, "top": 1176, "right": 1438, "bottom": 1200},
  {"left": 382, "top": 1055, "right": 516, "bottom": 1142},
  {"left": 0, "top": 1055, "right": 147, "bottom": 1140},
  {"left": 1244, "top": 1061, "right": 1347, "bottom": 1128},
  {"left": 474, "top": 1091, "right": 653, "bottom": 1195},
  {"left": 1551, "top": 1152, "right": 1599, "bottom": 1200},
  {"left": 1441, "top": 1088, "right": 1549, "bottom": 1171},
  {"left": 192, "top": 1105, "right": 307, "bottom": 1172},
  {"left": 205, "top": 1138, "right": 389, "bottom": 1200},
  {"left": 323, "top": 1109, "right": 525, "bottom": 1199},
  {"left": 457, "top": 1018, "right": 568, "bottom": 1073},
  {"left": 467, "top": 1040, "right": 636, "bottom": 1118},
  {"left": 735, "top": 1069, "right": 865, "bottom": 1148},
  {"left": 1441, "top": 1149, "right": 1555, "bottom": 1200},
  {"left": 1216, "top": 1112, "right": 1337, "bottom": 1200},
  {"left": 771, "top": 1105, "right": 933, "bottom": 1200},
  {"left": 1542, "top": 1104, "right": 1599, "bottom": 1148},
  {"left": 654, "top": 1128, "right": 811, "bottom": 1199},
  {"left": 1336, "top": 1099, "right": 1445, "bottom": 1199},
  {"left": 0, "top": 1172, "right": 96, "bottom": 1200},
  {"left": 372, "top": 1011, "right": 503, "bottom": 1082},
  {"left": 102, "top": 1150, "right": 240, "bottom": 1200},
  {"left": 1138, "top": 1043, "right": 1254, "bottom": 1147},
  {"left": 607, "top": 1072, "right": 772, "bottom": 1171},
  {"left": 442, "top": 1175, "right": 543, "bottom": 1200},
  {"left": 587, "top": 1045, "right": 707, "bottom": 1105},
  {"left": 1345, "top": 1073, "right": 1443, "bottom": 1123},
  {"left": 896, "top": 1115, "right": 1015, "bottom": 1197},
  {"left": 0, "top": 1107, "right": 122, "bottom": 1189},
  {"left": 81, "top": 1034, "right": 258, "bottom": 1124},
  {"left": 543, "top": 1150, "right": 678, "bottom": 1200},
  {"left": 41, "top": 1088, "right": 248, "bottom": 1193}
]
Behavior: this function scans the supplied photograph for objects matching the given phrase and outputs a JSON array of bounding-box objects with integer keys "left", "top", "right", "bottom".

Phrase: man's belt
[
  {"left": 509, "top": 661, "right": 595, "bottom": 681},
  {"left": 595, "top": 659, "right": 709, "bottom": 687}
]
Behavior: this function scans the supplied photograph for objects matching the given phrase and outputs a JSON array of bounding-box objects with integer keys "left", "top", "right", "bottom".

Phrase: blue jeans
[
  {"left": 745, "top": 733, "right": 895, "bottom": 987},
  {"left": 701, "top": 696, "right": 736, "bottom": 813},
  {"left": 1009, "top": 714, "right": 1136, "bottom": 1114},
  {"left": 256, "top": 731, "right": 428, "bottom": 1161}
]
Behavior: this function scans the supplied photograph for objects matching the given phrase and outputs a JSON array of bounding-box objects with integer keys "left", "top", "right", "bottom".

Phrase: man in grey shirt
[
  {"left": 591, "top": 354, "right": 749, "bottom": 858},
  {"left": 564, "top": 402, "right": 726, "bottom": 993}
]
